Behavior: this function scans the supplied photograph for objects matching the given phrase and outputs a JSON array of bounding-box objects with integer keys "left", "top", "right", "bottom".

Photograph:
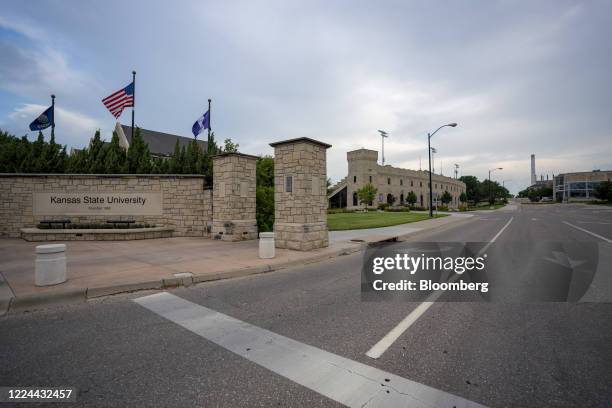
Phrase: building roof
[{"left": 121, "top": 124, "right": 207, "bottom": 157}]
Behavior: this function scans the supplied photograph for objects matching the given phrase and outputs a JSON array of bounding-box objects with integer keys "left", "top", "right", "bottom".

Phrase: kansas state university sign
[{"left": 33, "top": 192, "right": 163, "bottom": 215}]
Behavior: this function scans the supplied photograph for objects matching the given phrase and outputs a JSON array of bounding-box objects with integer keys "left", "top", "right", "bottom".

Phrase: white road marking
[
  {"left": 366, "top": 217, "right": 514, "bottom": 360},
  {"left": 576, "top": 221, "right": 612, "bottom": 225},
  {"left": 134, "top": 292, "right": 487, "bottom": 408},
  {"left": 563, "top": 221, "right": 612, "bottom": 244},
  {"left": 531, "top": 218, "right": 537, "bottom": 221}
]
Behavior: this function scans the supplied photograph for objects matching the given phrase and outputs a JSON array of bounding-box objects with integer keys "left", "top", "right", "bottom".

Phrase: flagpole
[
  {"left": 131, "top": 70, "right": 136, "bottom": 139},
  {"left": 51, "top": 94, "right": 55, "bottom": 138},
  {"left": 207, "top": 98, "right": 211, "bottom": 144}
]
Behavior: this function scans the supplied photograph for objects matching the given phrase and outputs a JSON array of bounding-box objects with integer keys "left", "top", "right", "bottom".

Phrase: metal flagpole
[
  {"left": 131, "top": 71, "right": 136, "bottom": 139},
  {"left": 51, "top": 94, "right": 55, "bottom": 138},
  {"left": 207, "top": 98, "right": 212, "bottom": 144}
]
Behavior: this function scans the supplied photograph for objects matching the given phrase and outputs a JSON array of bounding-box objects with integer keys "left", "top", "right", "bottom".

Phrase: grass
[
  {"left": 327, "top": 211, "right": 447, "bottom": 231},
  {"left": 465, "top": 202, "right": 507, "bottom": 211}
]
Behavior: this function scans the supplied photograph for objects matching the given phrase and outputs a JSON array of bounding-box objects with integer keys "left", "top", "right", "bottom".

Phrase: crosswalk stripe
[{"left": 134, "top": 292, "right": 487, "bottom": 408}]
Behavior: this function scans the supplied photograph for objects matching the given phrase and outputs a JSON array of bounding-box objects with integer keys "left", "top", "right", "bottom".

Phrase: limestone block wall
[
  {"left": 211, "top": 153, "right": 258, "bottom": 241},
  {"left": 0, "top": 174, "right": 211, "bottom": 238},
  {"left": 271, "top": 138, "right": 331, "bottom": 251},
  {"left": 346, "top": 148, "right": 466, "bottom": 210}
]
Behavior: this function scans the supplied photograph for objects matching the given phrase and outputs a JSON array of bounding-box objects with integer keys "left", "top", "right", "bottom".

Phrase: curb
[
  {"left": 3, "top": 215, "right": 470, "bottom": 315},
  {"left": 8, "top": 288, "right": 87, "bottom": 314},
  {"left": 4, "top": 245, "right": 363, "bottom": 315}
]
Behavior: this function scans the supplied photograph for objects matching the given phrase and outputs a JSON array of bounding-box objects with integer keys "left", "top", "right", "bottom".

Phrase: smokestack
[{"left": 531, "top": 154, "right": 536, "bottom": 185}]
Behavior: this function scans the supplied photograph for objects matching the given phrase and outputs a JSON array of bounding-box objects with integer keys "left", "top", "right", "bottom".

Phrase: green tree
[
  {"left": 594, "top": 181, "right": 612, "bottom": 202},
  {"left": 459, "top": 192, "right": 467, "bottom": 204},
  {"left": 356, "top": 183, "right": 377, "bottom": 209},
  {"left": 223, "top": 138, "right": 239, "bottom": 153},
  {"left": 88, "top": 130, "right": 107, "bottom": 173},
  {"left": 126, "top": 128, "right": 152, "bottom": 173},
  {"left": 406, "top": 191, "right": 417, "bottom": 207},
  {"left": 255, "top": 156, "right": 274, "bottom": 231},
  {"left": 441, "top": 190, "right": 452, "bottom": 205},
  {"left": 168, "top": 140, "right": 184, "bottom": 173},
  {"left": 459, "top": 175, "right": 481, "bottom": 203},
  {"left": 104, "top": 131, "right": 126, "bottom": 173},
  {"left": 256, "top": 156, "right": 274, "bottom": 187}
]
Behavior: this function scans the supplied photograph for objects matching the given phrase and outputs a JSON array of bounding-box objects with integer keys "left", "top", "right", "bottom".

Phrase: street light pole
[
  {"left": 427, "top": 123, "right": 457, "bottom": 217},
  {"left": 378, "top": 130, "right": 388, "bottom": 165},
  {"left": 488, "top": 167, "right": 503, "bottom": 205}
]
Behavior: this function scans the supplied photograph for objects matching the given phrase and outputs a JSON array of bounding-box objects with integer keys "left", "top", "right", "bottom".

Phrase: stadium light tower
[
  {"left": 378, "top": 130, "right": 388, "bottom": 165},
  {"left": 428, "top": 123, "right": 457, "bottom": 217}
]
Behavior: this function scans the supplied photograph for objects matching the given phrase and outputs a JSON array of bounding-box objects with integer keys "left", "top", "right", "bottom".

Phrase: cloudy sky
[{"left": 1, "top": 1, "right": 611, "bottom": 193}]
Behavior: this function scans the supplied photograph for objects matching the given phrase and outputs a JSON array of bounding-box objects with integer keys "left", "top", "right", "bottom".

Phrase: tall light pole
[
  {"left": 378, "top": 130, "right": 388, "bottom": 165},
  {"left": 428, "top": 123, "right": 457, "bottom": 217},
  {"left": 430, "top": 147, "right": 437, "bottom": 173},
  {"left": 454, "top": 163, "right": 460, "bottom": 179},
  {"left": 488, "top": 167, "right": 503, "bottom": 205}
]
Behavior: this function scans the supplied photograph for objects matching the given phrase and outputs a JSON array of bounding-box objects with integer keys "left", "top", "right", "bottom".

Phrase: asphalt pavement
[{"left": 1, "top": 203, "right": 611, "bottom": 407}]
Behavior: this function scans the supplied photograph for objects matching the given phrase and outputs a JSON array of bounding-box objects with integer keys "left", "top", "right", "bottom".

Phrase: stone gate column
[
  {"left": 212, "top": 153, "right": 258, "bottom": 241},
  {"left": 270, "top": 138, "right": 332, "bottom": 251}
]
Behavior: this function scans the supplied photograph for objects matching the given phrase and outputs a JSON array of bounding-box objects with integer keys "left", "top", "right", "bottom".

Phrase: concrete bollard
[
  {"left": 35, "top": 244, "right": 67, "bottom": 286},
  {"left": 258, "top": 232, "right": 275, "bottom": 259}
]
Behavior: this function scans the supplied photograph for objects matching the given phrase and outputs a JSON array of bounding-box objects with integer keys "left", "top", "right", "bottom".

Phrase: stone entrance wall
[
  {"left": 0, "top": 174, "right": 211, "bottom": 238},
  {"left": 271, "top": 138, "right": 331, "bottom": 251},
  {"left": 211, "top": 153, "right": 258, "bottom": 241}
]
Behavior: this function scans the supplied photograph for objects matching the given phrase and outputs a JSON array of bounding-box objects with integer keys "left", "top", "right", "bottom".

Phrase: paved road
[{"left": 1, "top": 203, "right": 611, "bottom": 407}]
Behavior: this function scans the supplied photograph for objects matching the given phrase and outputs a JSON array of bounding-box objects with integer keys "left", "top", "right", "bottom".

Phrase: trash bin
[
  {"left": 258, "top": 232, "right": 275, "bottom": 259},
  {"left": 35, "top": 244, "right": 67, "bottom": 286}
]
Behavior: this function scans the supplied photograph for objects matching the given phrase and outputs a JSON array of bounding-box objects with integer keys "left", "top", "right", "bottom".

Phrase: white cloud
[{"left": 5, "top": 104, "right": 106, "bottom": 147}]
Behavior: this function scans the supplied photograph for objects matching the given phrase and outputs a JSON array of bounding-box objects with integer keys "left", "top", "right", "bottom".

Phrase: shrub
[
  {"left": 377, "top": 203, "right": 389, "bottom": 211},
  {"left": 437, "top": 205, "right": 449, "bottom": 211}
]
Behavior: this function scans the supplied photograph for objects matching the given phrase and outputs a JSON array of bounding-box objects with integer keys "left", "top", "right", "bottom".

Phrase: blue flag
[
  {"left": 192, "top": 109, "right": 210, "bottom": 138},
  {"left": 29, "top": 105, "right": 54, "bottom": 131}
]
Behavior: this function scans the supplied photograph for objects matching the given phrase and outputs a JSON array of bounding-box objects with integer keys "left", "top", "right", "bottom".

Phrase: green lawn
[
  {"left": 465, "top": 202, "right": 507, "bottom": 211},
  {"left": 327, "top": 211, "right": 446, "bottom": 231}
]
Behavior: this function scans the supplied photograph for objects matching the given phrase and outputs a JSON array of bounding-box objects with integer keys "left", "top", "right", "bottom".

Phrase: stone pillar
[
  {"left": 212, "top": 153, "right": 258, "bottom": 241},
  {"left": 270, "top": 137, "right": 332, "bottom": 251}
]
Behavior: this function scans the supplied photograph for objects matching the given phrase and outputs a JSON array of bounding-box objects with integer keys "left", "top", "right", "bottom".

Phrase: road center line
[
  {"left": 365, "top": 217, "right": 514, "bottom": 360},
  {"left": 134, "top": 292, "right": 486, "bottom": 408},
  {"left": 563, "top": 221, "right": 612, "bottom": 244}
]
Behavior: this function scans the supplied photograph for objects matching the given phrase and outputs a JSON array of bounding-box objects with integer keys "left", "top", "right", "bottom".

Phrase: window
[
  {"left": 411, "top": 180, "right": 413, "bottom": 187},
  {"left": 352, "top": 192, "right": 358, "bottom": 206},
  {"left": 435, "top": 183, "right": 437, "bottom": 189},
  {"left": 353, "top": 175, "right": 357, "bottom": 183},
  {"left": 369, "top": 175, "right": 372, "bottom": 183},
  {"left": 285, "top": 176, "right": 293, "bottom": 193},
  {"left": 420, "top": 181, "right": 422, "bottom": 187},
  {"left": 387, "top": 178, "right": 391, "bottom": 185},
  {"left": 400, "top": 179, "right": 403, "bottom": 186}
]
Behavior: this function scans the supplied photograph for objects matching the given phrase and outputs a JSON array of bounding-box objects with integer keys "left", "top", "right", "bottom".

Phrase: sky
[{"left": 1, "top": 0, "right": 611, "bottom": 194}]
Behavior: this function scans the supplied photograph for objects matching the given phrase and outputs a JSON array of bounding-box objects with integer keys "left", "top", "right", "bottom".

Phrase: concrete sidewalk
[{"left": 0, "top": 213, "right": 472, "bottom": 315}]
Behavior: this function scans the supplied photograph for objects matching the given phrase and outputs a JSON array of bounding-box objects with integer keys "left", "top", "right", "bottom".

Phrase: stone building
[{"left": 328, "top": 149, "right": 466, "bottom": 210}]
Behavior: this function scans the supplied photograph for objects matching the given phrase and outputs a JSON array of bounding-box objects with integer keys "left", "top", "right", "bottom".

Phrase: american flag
[{"left": 102, "top": 82, "right": 134, "bottom": 118}]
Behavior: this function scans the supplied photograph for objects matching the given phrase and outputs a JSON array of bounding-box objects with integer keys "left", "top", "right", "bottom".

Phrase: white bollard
[
  {"left": 258, "top": 232, "right": 275, "bottom": 259},
  {"left": 35, "top": 244, "right": 67, "bottom": 286}
]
